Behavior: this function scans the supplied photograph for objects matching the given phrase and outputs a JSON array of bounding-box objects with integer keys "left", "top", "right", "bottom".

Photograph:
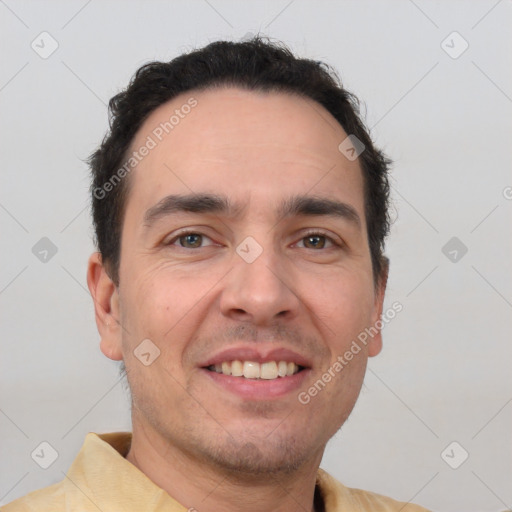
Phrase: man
[{"left": 4, "top": 36, "right": 430, "bottom": 511}]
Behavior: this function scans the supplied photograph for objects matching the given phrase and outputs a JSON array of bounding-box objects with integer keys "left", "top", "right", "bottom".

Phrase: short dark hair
[{"left": 89, "top": 35, "right": 391, "bottom": 286}]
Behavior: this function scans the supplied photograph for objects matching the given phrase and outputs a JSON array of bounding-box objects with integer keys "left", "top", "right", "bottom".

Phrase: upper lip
[{"left": 200, "top": 346, "right": 312, "bottom": 369}]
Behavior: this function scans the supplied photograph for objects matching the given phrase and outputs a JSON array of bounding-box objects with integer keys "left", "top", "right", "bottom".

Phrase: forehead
[{"left": 125, "top": 86, "right": 365, "bottom": 221}]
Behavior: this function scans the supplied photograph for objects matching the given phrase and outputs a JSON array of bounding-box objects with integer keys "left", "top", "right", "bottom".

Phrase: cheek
[
  {"left": 118, "top": 269, "right": 202, "bottom": 404},
  {"left": 118, "top": 264, "right": 218, "bottom": 365},
  {"left": 122, "top": 263, "right": 196, "bottom": 323},
  {"left": 298, "top": 349, "right": 368, "bottom": 443},
  {"left": 307, "top": 272, "right": 375, "bottom": 341}
]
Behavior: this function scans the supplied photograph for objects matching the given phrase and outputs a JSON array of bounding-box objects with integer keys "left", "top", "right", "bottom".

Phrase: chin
[{"left": 187, "top": 427, "right": 322, "bottom": 479}]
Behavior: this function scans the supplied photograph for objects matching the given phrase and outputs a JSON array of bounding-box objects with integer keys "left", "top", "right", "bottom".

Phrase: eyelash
[{"left": 166, "top": 229, "right": 341, "bottom": 250}]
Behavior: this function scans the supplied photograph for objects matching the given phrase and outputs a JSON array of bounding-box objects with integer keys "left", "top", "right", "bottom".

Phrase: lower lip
[{"left": 201, "top": 368, "right": 311, "bottom": 400}]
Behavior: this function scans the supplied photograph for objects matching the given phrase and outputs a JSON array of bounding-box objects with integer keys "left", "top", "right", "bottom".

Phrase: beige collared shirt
[{"left": 3, "top": 432, "right": 430, "bottom": 511}]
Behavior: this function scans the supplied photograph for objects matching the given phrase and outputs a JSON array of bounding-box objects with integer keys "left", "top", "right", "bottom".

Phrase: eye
[
  {"left": 167, "top": 231, "right": 215, "bottom": 249},
  {"left": 296, "top": 232, "right": 337, "bottom": 250}
]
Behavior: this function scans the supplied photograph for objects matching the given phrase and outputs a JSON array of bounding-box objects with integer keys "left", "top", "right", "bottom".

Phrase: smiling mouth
[{"left": 206, "top": 360, "right": 305, "bottom": 380}]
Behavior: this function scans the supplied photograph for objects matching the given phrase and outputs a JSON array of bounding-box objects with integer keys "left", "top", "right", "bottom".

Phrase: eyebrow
[
  {"left": 143, "top": 193, "right": 361, "bottom": 229},
  {"left": 143, "top": 193, "right": 243, "bottom": 226},
  {"left": 277, "top": 194, "right": 361, "bottom": 227}
]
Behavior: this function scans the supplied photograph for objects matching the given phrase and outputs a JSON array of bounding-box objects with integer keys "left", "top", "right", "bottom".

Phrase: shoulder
[
  {"left": 344, "top": 486, "right": 431, "bottom": 512},
  {"left": 2, "top": 481, "right": 65, "bottom": 512},
  {"left": 317, "top": 468, "right": 431, "bottom": 512}
]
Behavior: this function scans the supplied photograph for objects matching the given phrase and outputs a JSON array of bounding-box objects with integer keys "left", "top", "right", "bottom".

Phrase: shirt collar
[
  {"left": 66, "top": 432, "right": 187, "bottom": 511},
  {"left": 69, "top": 432, "right": 338, "bottom": 511}
]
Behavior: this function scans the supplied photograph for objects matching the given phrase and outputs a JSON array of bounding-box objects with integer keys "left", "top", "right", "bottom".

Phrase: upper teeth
[{"left": 209, "top": 361, "right": 300, "bottom": 379}]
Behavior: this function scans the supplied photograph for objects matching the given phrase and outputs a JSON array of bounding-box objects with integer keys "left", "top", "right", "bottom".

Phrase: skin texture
[{"left": 87, "top": 87, "right": 387, "bottom": 512}]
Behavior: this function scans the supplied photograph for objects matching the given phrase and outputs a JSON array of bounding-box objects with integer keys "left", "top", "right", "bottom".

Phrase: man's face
[{"left": 97, "top": 87, "right": 386, "bottom": 474}]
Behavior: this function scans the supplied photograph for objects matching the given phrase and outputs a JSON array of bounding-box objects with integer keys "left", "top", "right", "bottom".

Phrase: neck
[{"left": 125, "top": 422, "right": 324, "bottom": 512}]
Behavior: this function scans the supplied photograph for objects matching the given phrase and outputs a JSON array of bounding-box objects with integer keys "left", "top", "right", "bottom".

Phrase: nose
[{"left": 219, "top": 242, "right": 301, "bottom": 326}]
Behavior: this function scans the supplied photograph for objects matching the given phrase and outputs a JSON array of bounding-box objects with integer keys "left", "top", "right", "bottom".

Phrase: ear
[
  {"left": 367, "top": 257, "right": 389, "bottom": 357},
  {"left": 87, "top": 252, "right": 123, "bottom": 361}
]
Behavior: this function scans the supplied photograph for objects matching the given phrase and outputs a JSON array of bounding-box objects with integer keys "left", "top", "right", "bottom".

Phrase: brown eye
[
  {"left": 165, "top": 229, "right": 219, "bottom": 250},
  {"left": 303, "top": 235, "right": 326, "bottom": 249},
  {"left": 178, "top": 233, "right": 204, "bottom": 248},
  {"left": 297, "top": 232, "right": 336, "bottom": 250}
]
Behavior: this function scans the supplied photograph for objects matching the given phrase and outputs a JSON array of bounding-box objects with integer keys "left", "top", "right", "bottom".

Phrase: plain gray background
[{"left": 1, "top": 1, "right": 511, "bottom": 510}]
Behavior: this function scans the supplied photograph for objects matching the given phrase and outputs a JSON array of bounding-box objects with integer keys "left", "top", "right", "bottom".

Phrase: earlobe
[{"left": 86, "top": 252, "right": 123, "bottom": 361}]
